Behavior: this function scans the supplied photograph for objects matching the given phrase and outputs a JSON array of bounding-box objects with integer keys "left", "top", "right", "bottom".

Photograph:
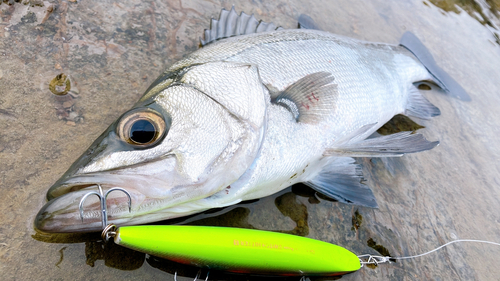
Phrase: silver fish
[{"left": 35, "top": 8, "right": 468, "bottom": 233}]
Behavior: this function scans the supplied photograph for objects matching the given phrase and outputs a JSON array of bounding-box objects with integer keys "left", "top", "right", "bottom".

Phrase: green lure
[{"left": 113, "top": 225, "right": 360, "bottom": 276}]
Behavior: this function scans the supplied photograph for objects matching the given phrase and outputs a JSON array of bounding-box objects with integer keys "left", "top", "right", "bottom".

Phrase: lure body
[{"left": 114, "top": 225, "right": 360, "bottom": 276}]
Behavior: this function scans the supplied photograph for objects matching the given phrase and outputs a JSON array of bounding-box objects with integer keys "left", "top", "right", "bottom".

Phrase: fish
[{"left": 35, "top": 7, "right": 469, "bottom": 233}]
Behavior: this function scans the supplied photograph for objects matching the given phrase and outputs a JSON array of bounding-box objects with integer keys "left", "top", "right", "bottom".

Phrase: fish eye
[{"left": 117, "top": 109, "right": 167, "bottom": 147}]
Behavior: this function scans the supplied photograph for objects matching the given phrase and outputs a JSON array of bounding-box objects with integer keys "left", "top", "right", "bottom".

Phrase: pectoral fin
[
  {"left": 272, "top": 72, "right": 338, "bottom": 123},
  {"left": 325, "top": 131, "right": 439, "bottom": 157},
  {"left": 305, "top": 157, "right": 378, "bottom": 208}
]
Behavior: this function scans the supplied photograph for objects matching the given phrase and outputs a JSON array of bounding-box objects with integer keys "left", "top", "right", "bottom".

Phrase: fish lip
[
  {"left": 34, "top": 194, "right": 101, "bottom": 234},
  {"left": 35, "top": 183, "right": 140, "bottom": 233},
  {"left": 47, "top": 183, "right": 97, "bottom": 200}
]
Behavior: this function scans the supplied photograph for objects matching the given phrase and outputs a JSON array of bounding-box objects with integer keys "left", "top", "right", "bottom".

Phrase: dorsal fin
[
  {"left": 200, "top": 6, "right": 283, "bottom": 46},
  {"left": 272, "top": 72, "right": 338, "bottom": 124}
]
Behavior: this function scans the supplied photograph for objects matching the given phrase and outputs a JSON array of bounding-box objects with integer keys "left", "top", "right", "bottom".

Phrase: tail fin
[{"left": 400, "top": 32, "right": 471, "bottom": 101}]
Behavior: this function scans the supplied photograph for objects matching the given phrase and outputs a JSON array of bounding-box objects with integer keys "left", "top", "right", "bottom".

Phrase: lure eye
[{"left": 117, "top": 109, "right": 167, "bottom": 147}]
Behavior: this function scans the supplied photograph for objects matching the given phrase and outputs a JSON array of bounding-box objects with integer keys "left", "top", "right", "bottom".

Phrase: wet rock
[
  {"left": 2, "top": 0, "right": 43, "bottom": 6},
  {"left": 62, "top": 100, "right": 75, "bottom": 109},
  {"left": 50, "top": 74, "right": 84, "bottom": 124},
  {"left": 49, "top": 73, "right": 71, "bottom": 96},
  {"left": 275, "top": 192, "right": 309, "bottom": 236},
  {"left": 418, "top": 83, "right": 432, "bottom": 90},
  {"left": 0, "top": 109, "right": 16, "bottom": 119},
  {"left": 20, "top": 11, "right": 36, "bottom": 23},
  {"left": 351, "top": 209, "right": 362, "bottom": 231},
  {"left": 377, "top": 114, "right": 425, "bottom": 135},
  {"left": 366, "top": 237, "right": 395, "bottom": 268}
]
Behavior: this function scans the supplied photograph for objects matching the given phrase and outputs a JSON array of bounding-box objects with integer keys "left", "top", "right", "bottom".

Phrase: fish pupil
[{"left": 130, "top": 119, "right": 156, "bottom": 144}]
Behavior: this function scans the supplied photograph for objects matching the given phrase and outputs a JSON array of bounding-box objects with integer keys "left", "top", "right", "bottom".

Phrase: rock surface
[{"left": 1, "top": 0, "right": 500, "bottom": 280}]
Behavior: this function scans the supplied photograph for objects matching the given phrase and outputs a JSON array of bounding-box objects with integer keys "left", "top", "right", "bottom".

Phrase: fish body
[
  {"left": 35, "top": 9, "right": 467, "bottom": 233},
  {"left": 179, "top": 29, "right": 430, "bottom": 202}
]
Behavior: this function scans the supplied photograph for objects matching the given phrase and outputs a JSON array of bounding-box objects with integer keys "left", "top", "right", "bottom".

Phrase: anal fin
[
  {"left": 272, "top": 72, "right": 338, "bottom": 123},
  {"left": 305, "top": 157, "right": 378, "bottom": 208},
  {"left": 325, "top": 131, "right": 439, "bottom": 157}
]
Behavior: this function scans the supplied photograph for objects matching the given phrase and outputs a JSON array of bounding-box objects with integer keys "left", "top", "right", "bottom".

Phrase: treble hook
[
  {"left": 174, "top": 270, "right": 210, "bottom": 281},
  {"left": 78, "top": 184, "right": 132, "bottom": 229}
]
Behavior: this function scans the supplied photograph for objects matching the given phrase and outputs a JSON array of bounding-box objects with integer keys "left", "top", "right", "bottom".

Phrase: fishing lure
[{"left": 105, "top": 224, "right": 360, "bottom": 276}]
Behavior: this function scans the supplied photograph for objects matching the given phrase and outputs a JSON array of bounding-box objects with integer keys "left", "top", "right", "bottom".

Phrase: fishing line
[{"left": 358, "top": 239, "right": 500, "bottom": 266}]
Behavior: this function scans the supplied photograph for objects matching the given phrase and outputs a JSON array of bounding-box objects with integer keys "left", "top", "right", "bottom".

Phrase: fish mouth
[
  {"left": 35, "top": 171, "right": 201, "bottom": 233},
  {"left": 36, "top": 157, "right": 184, "bottom": 233},
  {"left": 35, "top": 182, "right": 144, "bottom": 233}
]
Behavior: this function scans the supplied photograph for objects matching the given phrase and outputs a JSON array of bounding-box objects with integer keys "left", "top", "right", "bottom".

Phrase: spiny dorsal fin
[
  {"left": 200, "top": 6, "right": 283, "bottom": 46},
  {"left": 272, "top": 72, "right": 338, "bottom": 124}
]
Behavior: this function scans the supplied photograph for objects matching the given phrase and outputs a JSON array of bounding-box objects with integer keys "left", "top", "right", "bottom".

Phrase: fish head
[{"left": 35, "top": 62, "right": 268, "bottom": 233}]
